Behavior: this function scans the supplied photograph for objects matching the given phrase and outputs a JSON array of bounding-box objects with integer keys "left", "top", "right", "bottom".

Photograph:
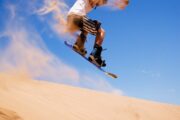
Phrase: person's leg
[
  {"left": 73, "top": 31, "right": 88, "bottom": 55},
  {"left": 67, "top": 14, "right": 88, "bottom": 55},
  {"left": 95, "top": 28, "right": 105, "bottom": 46},
  {"left": 89, "top": 27, "right": 106, "bottom": 67}
]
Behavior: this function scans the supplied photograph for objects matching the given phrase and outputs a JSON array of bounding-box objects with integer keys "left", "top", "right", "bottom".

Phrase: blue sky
[{"left": 0, "top": 0, "right": 180, "bottom": 105}]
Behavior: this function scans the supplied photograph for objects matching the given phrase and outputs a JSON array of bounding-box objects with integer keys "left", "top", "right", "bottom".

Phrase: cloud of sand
[
  {"left": 0, "top": 24, "right": 80, "bottom": 82},
  {"left": 0, "top": 2, "right": 79, "bottom": 82}
]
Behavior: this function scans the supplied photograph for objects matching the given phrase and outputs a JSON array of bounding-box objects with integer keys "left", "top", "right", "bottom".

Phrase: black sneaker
[{"left": 89, "top": 44, "right": 106, "bottom": 67}]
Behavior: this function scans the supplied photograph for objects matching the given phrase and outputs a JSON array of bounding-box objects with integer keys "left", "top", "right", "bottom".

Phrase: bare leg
[
  {"left": 89, "top": 28, "right": 106, "bottom": 67},
  {"left": 95, "top": 28, "right": 105, "bottom": 46},
  {"left": 73, "top": 31, "right": 88, "bottom": 55},
  {"left": 75, "top": 31, "right": 88, "bottom": 50}
]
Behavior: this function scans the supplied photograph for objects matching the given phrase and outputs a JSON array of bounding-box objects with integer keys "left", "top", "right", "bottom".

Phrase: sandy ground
[{"left": 0, "top": 73, "right": 180, "bottom": 120}]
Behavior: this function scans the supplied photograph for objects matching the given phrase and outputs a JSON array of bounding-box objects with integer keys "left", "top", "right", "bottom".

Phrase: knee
[{"left": 98, "top": 28, "right": 105, "bottom": 37}]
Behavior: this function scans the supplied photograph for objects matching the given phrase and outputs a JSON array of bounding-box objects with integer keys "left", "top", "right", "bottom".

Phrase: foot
[
  {"left": 88, "top": 44, "right": 106, "bottom": 67},
  {"left": 73, "top": 44, "right": 87, "bottom": 56},
  {"left": 89, "top": 55, "right": 106, "bottom": 67}
]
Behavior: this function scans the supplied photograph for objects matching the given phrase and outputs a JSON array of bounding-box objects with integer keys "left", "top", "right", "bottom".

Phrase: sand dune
[{"left": 0, "top": 73, "right": 180, "bottom": 120}]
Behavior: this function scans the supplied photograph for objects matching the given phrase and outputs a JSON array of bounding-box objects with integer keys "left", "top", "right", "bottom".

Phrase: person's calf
[{"left": 95, "top": 28, "right": 105, "bottom": 46}]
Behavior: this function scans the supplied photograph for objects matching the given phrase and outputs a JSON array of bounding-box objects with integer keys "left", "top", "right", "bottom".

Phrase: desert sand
[{"left": 0, "top": 73, "right": 180, "bottom": 120}]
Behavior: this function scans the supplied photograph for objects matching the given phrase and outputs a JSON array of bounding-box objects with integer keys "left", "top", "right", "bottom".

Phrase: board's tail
[{"left": 105, "top": 72, "right": 118, "bottom": 79}]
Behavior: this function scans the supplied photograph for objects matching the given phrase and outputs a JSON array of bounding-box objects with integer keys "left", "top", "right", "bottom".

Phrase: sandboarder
[{"left": 67, "top": 0, "right": 129, "bottom": 67}]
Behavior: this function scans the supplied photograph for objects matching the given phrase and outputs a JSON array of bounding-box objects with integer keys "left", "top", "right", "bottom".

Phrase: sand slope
[{"left": 0, "top": 73, "right": 180, "bottom": 120}]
